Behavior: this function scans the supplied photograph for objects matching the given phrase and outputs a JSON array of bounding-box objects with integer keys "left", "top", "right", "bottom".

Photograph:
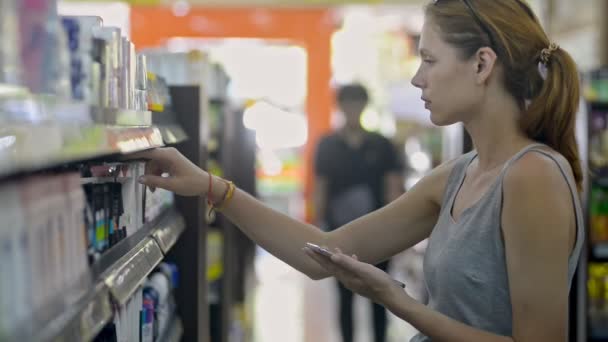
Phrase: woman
[{"left": 133, "top": 0, "right": 584, "bottom": 340}]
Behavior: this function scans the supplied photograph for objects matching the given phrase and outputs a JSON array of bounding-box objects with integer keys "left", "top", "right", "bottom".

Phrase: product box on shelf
[
  {"left": 92, "top": 26, "right": 122, "bottom": 108},
  {"left": 82, "top": 161, "right": 150, "bottom": 259},
  {"left": 0, "top": 0, "right": 22, "bottom": 85},
  {"left": 61, "top": 15, "right": 103, "bottom": 103},
  {"left": 0, "top": 172, "right": 92, "bottom": 337},
  {"left": 18, "top": 0, "right": 70, "bottom": 96},
  {"left": 94, "top": 262, "right": 180, "bottom": 342},
  {"left": 0, "top": 183, "right": 27, "bottom": 332}
]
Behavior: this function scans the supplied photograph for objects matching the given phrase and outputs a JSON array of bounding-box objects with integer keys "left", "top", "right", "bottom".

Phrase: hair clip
[{"left": 540, "top": 42, "right": 559, "bottom": 65}]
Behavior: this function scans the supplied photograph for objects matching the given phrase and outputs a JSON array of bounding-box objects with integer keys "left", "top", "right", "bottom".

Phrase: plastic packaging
[
  {"left": 93, "top": 27, "right": 122, "bottom": 108},
  {"left": 61, "top": 16, "right": 103, "bottom": 102},
  {"left": 121, "top": 38, "right": 135, "bottom": 109},
  {"left": 18, "top": 0, "right": 64, "bottom": 95},
  {"left": 0, "top": 183, "right": 25, "bottom": 332},
  {"left": 0, "top": 0, "right": 22, "bottom": 85}
]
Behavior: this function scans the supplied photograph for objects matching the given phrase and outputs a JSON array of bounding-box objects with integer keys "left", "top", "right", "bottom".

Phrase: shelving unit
[
  {"left": 2, "top": 207, "right": 187, "bottom": 342},
  {"left": 580, "top": 94, "right": 608, "bottom": 342},
  {"left": 0, "top": 101, "right": 170, "bottom": 179},
  {"left": 0, "top": 90, "right": 192, "bottom": 342},
  {"left": 0, "top": 7, "right": 201, "bottom": 341}
]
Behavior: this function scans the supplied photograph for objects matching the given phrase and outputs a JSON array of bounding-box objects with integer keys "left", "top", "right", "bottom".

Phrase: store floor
[{"left": 251, "top": 248, "right": 421, "bottom": 342}]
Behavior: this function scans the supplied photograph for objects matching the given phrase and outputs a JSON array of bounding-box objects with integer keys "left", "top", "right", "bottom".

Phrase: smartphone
[
  {"left": 306, "top": 242, "right": 334, "bottom": 258},
  {"left": 305, "top": 243, "right": 406, "bottom": 289}
]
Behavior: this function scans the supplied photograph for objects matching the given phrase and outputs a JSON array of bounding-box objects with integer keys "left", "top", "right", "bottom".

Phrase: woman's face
[{"left": 411, "top": 21, "right": 483, "bottom": 126}]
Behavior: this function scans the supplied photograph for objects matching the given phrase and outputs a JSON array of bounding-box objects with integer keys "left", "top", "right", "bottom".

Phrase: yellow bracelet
[{"left": 214, "top": 180, "right": 235, "bottom": 211}]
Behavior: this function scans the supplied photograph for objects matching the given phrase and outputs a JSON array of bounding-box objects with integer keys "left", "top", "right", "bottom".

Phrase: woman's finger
[
  {"left": 303, "top": 247, "right": 339, "bottom": 273},
  {"left": 138, "top": 174, "right": 173, "bottom": 192},
  {"left": 331, "top": 253, "right": 367, "bottom": 276}
]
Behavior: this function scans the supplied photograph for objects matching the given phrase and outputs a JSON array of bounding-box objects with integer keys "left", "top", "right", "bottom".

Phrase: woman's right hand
[{"left": 127, "top": 147, "right": 210, "bottom": 197}]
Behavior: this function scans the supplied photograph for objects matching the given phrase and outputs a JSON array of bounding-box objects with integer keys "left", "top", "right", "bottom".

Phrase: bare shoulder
[
  {"left": 503, "top": 148, "right": 573, "bottom": 197},
  {"left": 501, "top": 148, "right": 575, "bottom": 239}
]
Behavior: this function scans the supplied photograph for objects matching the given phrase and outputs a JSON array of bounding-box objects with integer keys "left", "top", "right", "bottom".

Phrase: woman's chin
[{"left": 429, "top": 111, "right": 450, "bottom": 126}]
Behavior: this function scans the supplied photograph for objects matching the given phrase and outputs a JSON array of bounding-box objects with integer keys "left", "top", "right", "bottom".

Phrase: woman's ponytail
[{"left": 521, "top": 47, "right": 583, "bottom": 191}]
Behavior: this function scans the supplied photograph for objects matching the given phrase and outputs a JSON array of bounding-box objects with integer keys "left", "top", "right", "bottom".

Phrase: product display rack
[
  {"left": 0, "top": 102, "right": 162, "bottom": 178},
  {"left": 0, "top": 92, "right": 191, "bottom": 341},
  {"left": 5, "top": 208, "right": 186, "bottom": 342},
  {"left": 580, "top": 83, "right": 608, "bottom": 342}
]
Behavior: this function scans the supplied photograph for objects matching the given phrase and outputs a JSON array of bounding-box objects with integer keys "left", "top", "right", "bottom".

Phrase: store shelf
[
  {"left": 37, "top": 282, "right": 113, "bottom": 342},
  {"left": 158, "top": 124, "right": 188, "bottom": 145},
  {"left": 0, "top": 94, "right": 155, "bottom": 126},
  {"left": 3, "top": 209, "right": 186, "bottom": 342},
  {"left": 152, "top": 209, "right": 186, "bottom": 253},
  {"left": 150, "top": 110, "right": 189, "bottom": 145},
  {"left": 100, "top": 236, "right": 163, "bottom": 305},
  {"left": 91, "top": 107, "right": 152, "bottom": 126},
  {"left": 592, "top": 176, "right": 608, "bottom": 187},
  {"left": 589, "top": 101, "right": 608, "bottom": 110},
  {"left": 592, "top": 244, "right": 608, "bottom": 261},
  {"left": 0, "top": 123, "right": 164, "bottom": 178},
  {"left": 0, "top": 94, "right": 194, "bottom": 178},
  {"left": 90, "top": 209, "right": 184, "bottom": 305},
  {"left": 5, "top": 281, "right": 113, "bottom": 342}
]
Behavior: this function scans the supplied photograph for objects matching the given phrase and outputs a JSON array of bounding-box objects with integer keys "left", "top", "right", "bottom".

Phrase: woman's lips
[{"left": 422, "top": 98, "right": 430, "bottom": 109}]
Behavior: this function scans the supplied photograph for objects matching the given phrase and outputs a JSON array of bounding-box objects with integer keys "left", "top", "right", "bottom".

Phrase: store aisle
[{"left": 252, "top": 247, "right": 421, "bottom": 342}]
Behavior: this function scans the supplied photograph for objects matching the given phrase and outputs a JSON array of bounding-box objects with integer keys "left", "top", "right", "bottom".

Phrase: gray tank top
[{"left": 411, "top": 144, "right": 585, "bottom": 341}]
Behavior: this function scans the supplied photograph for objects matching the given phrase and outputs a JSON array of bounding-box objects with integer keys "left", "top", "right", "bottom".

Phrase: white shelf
[
  {"left": 0, "top": 124, "right": 164, "bottom": 178},
  {"left": 0, "top": 95, "right": 190, "bottom": 178}
]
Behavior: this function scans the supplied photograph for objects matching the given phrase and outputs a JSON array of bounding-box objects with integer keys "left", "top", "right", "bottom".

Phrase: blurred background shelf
[{"left": 592, "top": 243, "right": 608, "bottom": 261}]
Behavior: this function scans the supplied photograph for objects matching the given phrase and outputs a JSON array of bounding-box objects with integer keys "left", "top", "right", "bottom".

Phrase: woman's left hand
[{"left": 303, "top": 246, "right": 409, "bottom": 307}]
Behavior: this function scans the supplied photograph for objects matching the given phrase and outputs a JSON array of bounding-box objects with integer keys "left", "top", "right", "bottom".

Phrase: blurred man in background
[{"left": 314, "top": 83, "right": 404, "bottom": 342}]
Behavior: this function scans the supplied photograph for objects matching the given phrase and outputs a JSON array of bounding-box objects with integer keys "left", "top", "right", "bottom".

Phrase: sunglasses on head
[
  {"left": 432, "top": 0, "right": 497, "bottom": 49},
  {"left": 432, "top": 0, "right": 536, "bottom": 51}
]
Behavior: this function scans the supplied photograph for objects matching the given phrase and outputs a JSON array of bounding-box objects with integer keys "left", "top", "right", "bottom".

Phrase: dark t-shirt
[{"left": 314, "top": 131, "right": 403, "bottom": 229}]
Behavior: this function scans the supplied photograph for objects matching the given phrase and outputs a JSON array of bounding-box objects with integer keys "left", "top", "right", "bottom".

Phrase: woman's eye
[{"left": 423, "top": 59, "right": 435, "bottom": 65}]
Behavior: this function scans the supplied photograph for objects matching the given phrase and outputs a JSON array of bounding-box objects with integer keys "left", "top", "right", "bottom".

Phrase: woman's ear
[{"left": 473, "top": 47, "right": 498, "bottom": 84}]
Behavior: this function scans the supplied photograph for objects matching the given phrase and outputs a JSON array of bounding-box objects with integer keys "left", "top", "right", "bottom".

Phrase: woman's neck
[{"left": 464, "top": 95, "right": 532, "bottom": 172}]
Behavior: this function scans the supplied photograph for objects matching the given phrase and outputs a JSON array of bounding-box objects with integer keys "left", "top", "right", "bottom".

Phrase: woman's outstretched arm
[{"left": 132, "top": 147, "right": 454, "bottom": 279}]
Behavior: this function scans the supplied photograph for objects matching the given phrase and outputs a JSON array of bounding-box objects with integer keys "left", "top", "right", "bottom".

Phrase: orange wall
[{"left": 130, "top": 7, "right": 334, "bottom": 222}]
